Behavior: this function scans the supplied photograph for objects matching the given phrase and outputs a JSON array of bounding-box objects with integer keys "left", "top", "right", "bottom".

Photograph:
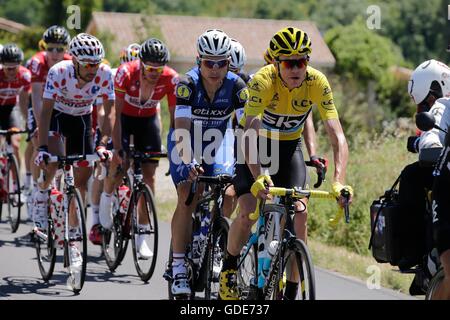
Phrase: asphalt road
[{"left": 0, "top": 217, "right": 415, "bottom": 300}]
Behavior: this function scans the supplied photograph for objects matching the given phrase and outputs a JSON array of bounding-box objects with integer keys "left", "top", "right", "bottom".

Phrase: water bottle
[
  {"left": 118, "top": 184, "right": 131, "bottom": 215},
  {"left": 49, "top": 188, "right": 64, "bottom": 249}
]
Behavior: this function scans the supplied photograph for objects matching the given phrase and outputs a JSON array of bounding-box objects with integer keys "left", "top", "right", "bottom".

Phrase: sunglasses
[
  {"left": 47, "top": 47, "right": 65, "bottom": 53},
  {"left": 3, "top": 64, "right": 19, "bottom": 70},
  {"left": 278, "top": 58, "right": 308, "bottom": 69},
  {"left": 142, "top": 62, "right": 165, "bottom": 73},
  {"left": 77, "top": 60, "right": 101, "bottom": 69},
  {"left": 201, "top": 59, "right": 229, "bottom": 69}
]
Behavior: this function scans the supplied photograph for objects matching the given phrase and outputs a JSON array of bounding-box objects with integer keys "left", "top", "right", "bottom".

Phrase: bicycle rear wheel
[
  {"left": 130, "top": 184, "right": 158, "bottom": 282},
  {"left": 272, "top": 238, "right": 315, "bottom": 300},
  {"left": 66, "top": 189, "right": 87, "bottom": 294},
  {"left": 6, "top": 155, "right": 21, "bottom": 233},
  {"left": 102, "top": 192, "right": 129, "bottom": 272},
  {"left": 205, "top": 216, "right": 229, "bottom": 300},
  {"left": 425, "top": 268, "right": 445, "bottom": 300},
  {"left": 35, "top": 212, "right": 57, "bottom": 282}
]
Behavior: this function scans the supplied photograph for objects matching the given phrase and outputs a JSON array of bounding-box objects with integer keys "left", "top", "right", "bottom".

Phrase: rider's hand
[
  {"left": 8, "top": 127, "right": 21, "bottom": 133},
  {"left": 332, "top": 182, "right": 354, "bottom": 207},
  {"left": 310, "top": 155, "right": 328, "bottom": 174},
  {"left": 407, "top": 136, "right": 420, "bottom": 153},
  {"left": 95, "top": 145, "right": 113, "bottom": 162},
  {"left": 34, "top": 145, "right": 51, "bottom": 168},
  {"left": 187, "top": 161, "right": 203, "bottom": 181},
  {"left": 250, "top": 174, "right": 273, "bottom": 199}
]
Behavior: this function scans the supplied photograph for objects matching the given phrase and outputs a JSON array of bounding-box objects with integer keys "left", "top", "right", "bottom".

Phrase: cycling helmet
[
  {"left": 139, "top": 38, "right": 169, "bottom": 64},
  {"left": 408, "top": 59, "right": 450, "bottom": 105},
  {"left": 229, "top": 39, "right": 246, "bottom": 71},
  {"left": 69, "top": 33, "right": 105, "bottom": 63},
  {"left": 197, "top": 29, "right": 231, "bottom": 57},
  {"left": 0, "top": 44, "right": 24, "bottom": 64},
  {"left": 269, "top": 27, "right": 312, "bottom": 59},
  {"left": 120, "top": 43, "right": 140, "bottom": 64},
  {"left": 263, "top": 48, "right": 273, "bottom": 65},
  {"left": 43, "top": 25, "right": 70, "bottom": 46}
]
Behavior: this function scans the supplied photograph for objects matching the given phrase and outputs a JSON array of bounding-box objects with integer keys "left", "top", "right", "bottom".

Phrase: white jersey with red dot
[{"left": 43, "top": 60, "right": 115, "bottom": 116}]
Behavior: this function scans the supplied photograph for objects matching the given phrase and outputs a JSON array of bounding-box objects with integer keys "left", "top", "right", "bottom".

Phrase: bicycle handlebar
[
  {"left": 249, "top": 187, "right": 350, "bottom": 227},
  {"left": 0, "top": 129, "right": 28, "bottom": 135}
]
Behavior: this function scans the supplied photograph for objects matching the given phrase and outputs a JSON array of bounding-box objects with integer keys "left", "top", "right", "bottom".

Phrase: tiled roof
[
  {"left": 87, "top": 12, "right": 335, "bottom": 68},
  {"left": 0, "top": 17, "right": 26, "bottom": 34}
]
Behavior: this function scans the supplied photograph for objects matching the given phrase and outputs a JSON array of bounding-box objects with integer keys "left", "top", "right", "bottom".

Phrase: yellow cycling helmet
[
  {"left": 269, "top": 27, "right": 312, "bottom": 59},
  {"left": 263, "top": 48, "right": 273, "bottom": 65}
]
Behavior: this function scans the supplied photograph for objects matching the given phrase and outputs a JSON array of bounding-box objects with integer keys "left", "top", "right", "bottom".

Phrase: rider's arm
[
  {"left": 323, "top": 118, "right": 348, "bottom": 184},
  {"left": 303, "top": 112, "right": 317, "bottom": 157},
  {"left": 31, "top": 83, "right": 44, "bottom": 127},
  {"left": 173, "top": 79, "right": 196, "bottom": 165},
  {"left": 240, "top": 72, "right": 271, "bottom": 179},
  {"left": 100, "top": 99, "right": 115, "bottom": 147},
  {"left": 112, "top": 95, "right": 124, "bottom": 151},
  {"left": 174, "top": 115, "right": 193, "bottom": 165},
  {"left": 242, "top": 115, "right": 263, "bottom": 179},
  {"left": 38, "top": 98, "right": 55, "bottom": 147},
  {"left": 18, "top": 88, "right": 30, "bottom": 124}
]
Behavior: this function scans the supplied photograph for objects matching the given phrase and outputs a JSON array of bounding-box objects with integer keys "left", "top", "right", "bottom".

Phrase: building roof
[
  {"left": 0, "top": 17, "right": 26, "bottom": 34},
  {"left": 87, "top": 12, "right": 335, "bottom": 68}
]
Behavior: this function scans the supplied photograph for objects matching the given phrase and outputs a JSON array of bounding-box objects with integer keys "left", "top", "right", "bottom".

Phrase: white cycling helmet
[
  {"left": 408, "top": 59, "right": 450, "bottom": 104},
  {"left": 229, "top": 38, "right": 246, "bottom": 71},
  {"left": 119, "top": 43, "right": 140, "bottom": 64},
  {"left": 69, "top": 33, "right": 105, "bottom": 63},
  {"left": 197, "top": 29, "right": 231, "bottom": 57}
]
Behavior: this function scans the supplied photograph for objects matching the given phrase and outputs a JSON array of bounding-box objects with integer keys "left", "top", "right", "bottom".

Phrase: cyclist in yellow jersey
[{"left": 219, "top": 27, "right": 353, "bottom": 300}]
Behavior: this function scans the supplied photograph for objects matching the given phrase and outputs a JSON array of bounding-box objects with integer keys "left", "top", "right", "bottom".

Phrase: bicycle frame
[{"left": 239, "top": 186, "right": 349, "bottom": 300}]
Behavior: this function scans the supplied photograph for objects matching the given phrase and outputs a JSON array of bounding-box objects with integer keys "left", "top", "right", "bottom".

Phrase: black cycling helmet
[
  {"left": 139, "top": 38, "right": 170, "bottom": 64},
  {"left": 0, "top": 44, "right": 24, "bottom": 64},
  {"left": 43, "top": 25, "right": 71, "bottom": 45}
]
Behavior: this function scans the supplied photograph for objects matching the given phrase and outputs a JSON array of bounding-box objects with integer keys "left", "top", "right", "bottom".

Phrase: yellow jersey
[{"left": 240, "top": 64, "right": 338, "bottom": 140}]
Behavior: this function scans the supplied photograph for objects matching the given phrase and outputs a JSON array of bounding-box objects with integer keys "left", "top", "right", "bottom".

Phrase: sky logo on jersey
[
  {"left": 262, "top": 111, "right": 308, "bottom": 132},
  {"left": 176, "top": 83, "right": 192, "bottom": 100}
]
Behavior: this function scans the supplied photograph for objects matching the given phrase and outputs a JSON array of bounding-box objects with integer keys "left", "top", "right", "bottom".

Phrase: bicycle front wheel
[
  {"left": 35, "top": 213, "right": 57, "bottom": 282},
  {"left": 66, "top": 189, "right": 88, "bottom": 294},
  {"left": 102, "top": 193, "right": 129, "bottom": 272},
  {"left": 205, "top": 216, "right": 229, "bottom": 300},
  {"left": 130, "top": 184, "right": 158, "bottom": 282},
  {"left": 425, "top": 268, "right": 445, "bottom": 300},
  {"left": 6, "top": 155, "right": 21, "bottom": 233},
  {"left": 272, "top": 239, "right": 315, "bottom": 300}
]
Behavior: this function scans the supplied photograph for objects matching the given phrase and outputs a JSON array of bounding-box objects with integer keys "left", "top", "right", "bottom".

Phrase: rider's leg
[
  {"left": 99, "top": 159, "right": 124, "bottom": 229},
  {"left": 32, "top": 135, "right": 62, "bottom": 229},
  {"left": 170, "top": 181, "right": 201, "bottom": 294}
]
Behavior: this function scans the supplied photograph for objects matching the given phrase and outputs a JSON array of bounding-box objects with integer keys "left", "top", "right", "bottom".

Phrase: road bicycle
[
  {"left": 34, "top": 154, "right": 102, "bottom": 293},
  {"left": 164, "top": 173, "right": 233, "bottom": 300},
  {"left": 237, "top": 185, "right": 350, "bottom": 300},
  {"left": 102, "top": 135, "right": 167, "bottom": 282},
  {"left": 0, "top": 129, "right": 28, "bottom": 232}
]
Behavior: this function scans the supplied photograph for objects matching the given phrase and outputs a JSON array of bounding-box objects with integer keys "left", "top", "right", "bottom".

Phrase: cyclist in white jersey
[{"left": 33, "top": 33, "right": 115, "bottom": 271}]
